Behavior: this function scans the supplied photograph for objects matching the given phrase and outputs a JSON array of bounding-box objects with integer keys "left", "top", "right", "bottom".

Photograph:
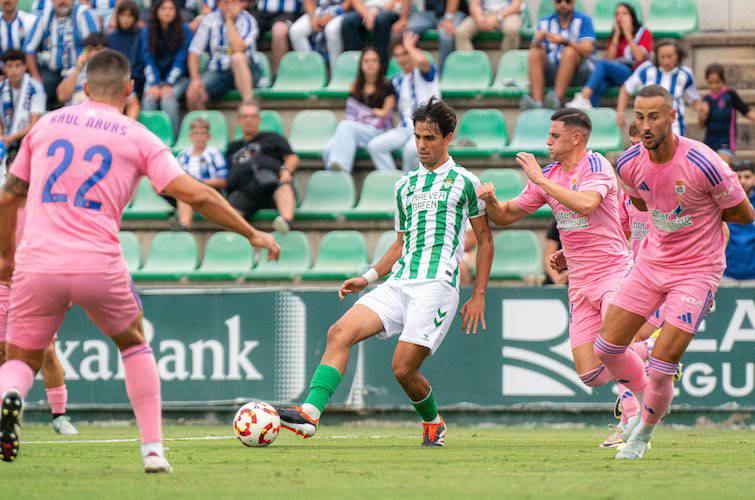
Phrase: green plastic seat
[
  {"left": 234, "top": 110, "right": 285, "bottom": 139},
  {"left": 479, "top": 169, "right": 524, "bottom": 201},
  {"left": 301, "top": 231, "right": 369, "bottom": 280},
  {"left": 189, "top": 232, "right": 253, "bottom": 280},
  {"left": 315, "top": 51, "right": 361, "bottom": 98},
  {"left": 138, "top": 111, "right": 174, "bottom": 147},
  {"left": 296, "top": 170, "right": 356, "bottom": 219},
  {"left": 133, "top": 232, "right": 198, "bottom": 280},
  {"left": 123, "top": 177, "right": 174, "bottom": 220},
  {"left": 17, "top": 0, "right": 33, "bottom": 11},
  {"left": 500, "top": 109, "right": 553, "bottom": 157},
  {"left": 387, "top": 51, "right": 435, "bottom": 79},
  {"left": 372, "top": 230, "right": 397, "bottom": 265},
  {"left": 483, "top": 50, "right": 530, "bottom": 98},
  {"left": 247, "top": 231, "right": 311, "bottom": 280},
  {"left": 646, "top": 0, "right": 698, "bottom": 38},
  {"left": 586, "top": 108, "right": 623, "bottom": 153},
  {"left": 490, "top": 230, "right": 543, "bottom": 279},
  {"left": 440, "top": 51, "right": 492, "bottom": 98},
  {"left": 345, "top": 170, "right": 402, "bottom": 220},
  {"left": 288, "top": 110, "right": 337, "bottom": 159},
  {"left": 119, "top": 231, "right": 141, "bottom": 272},
  {"left": 172, "top": 110, "right": 228, "bottom": 154},
  {"left": 222, "top": 53, "right": 273, "bottom": 100},
  {"left": 593, "top": 0, "right": 644, "bottom": 39},
  {"left": 256, "top": 52, "right": 327, "bottom": 99},
  {"left": 450, "top": 109, "right": 508, "bottom": 158}
]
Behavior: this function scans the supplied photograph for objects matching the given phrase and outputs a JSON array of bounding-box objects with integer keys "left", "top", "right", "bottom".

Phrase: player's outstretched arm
[
  {"left": 338, "top": 232, "right": 404, "bottom": 300},
  {"left": 0, "top": 174, "right": 28, "bottom": 282},
  {"left": 476, "top": 182, "right": 529, "bottom": 227},
  {"left": 722, "top": 197, "right": 755, "bottom": 225},
  {"left": 460, "top": 216, "right": 493, "bottom": 335},
  {"left": 162, "top": 174, "right": 280, "bottom": 260},
  {"left": 627, "top": 195, "right": 647, "bottom": 212}
]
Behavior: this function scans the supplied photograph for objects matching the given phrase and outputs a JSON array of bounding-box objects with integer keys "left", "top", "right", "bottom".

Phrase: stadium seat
[
  {"left": 138, "top": 111, "right": 174, "bottom": 147},
  {"left": 315, "top": 51, "right": 361, "bottom": 98},
  {"left": 387, "top": 51, "right": 435, "bottom": 79},
  {"left": 593, "top": 0, "right": 644, "bottom": 39},
  {"left": 288, "top": 110, "right": 337, "bottom": 159},
  {"left": 371, "top": 230, "right": 398, "bottom": 267},
  {"left": 119, "top": 232, "right": 141, "bottom": 272},
  {"left": 172, "top": 110, "right": 228, "bottom": 154},
  {"left": 479, "top": 169, "right": 524, "bottom": 201},
  {"left": 646, "top": 0, "right": 698, "bottom": 38},
  {"left": 296, "top": 170, "right": 356, "bottom": 219},
  {"left": 123, "top": 177, "right": 174, "bottom": 219},
  {"left": 483, "top": 50, "right": 530, "bottom": 98},
  {"left": 439, "top": 51, "right": 492, "bottom": 98},
  {"left": 301, "top": 231, "right": 369, "bottom": 280},
  {"left": 17, "top": 0, "right": 33, "bottom": 12},
  {"left": 222, "top": 53, "right": 273, "bottom": 100},
  {"left": 189, "top": 232, "right": 254, "bottom": 280},
  {"left": 490, "top": 230, "right": 543, "bottom": 280},
  {"left": 133, "top": 232, "right": 198, "bottom": 280},
  {"left": 234, "top": 110, "right": 285, "bottom": 139},
  {"left": 500, "top": 109, "right": 553, "bottom": 157},
  {"left": 256, "top": 52, "right": 327, "bottom": 99},
  {"left": 585, "top": 108, "right": 623, "bottom": 153},
  {"left": 345, "top": 170, "right": 402, "bottom": 219},
  {"left": 247, "top": 231, "right": 311, "bottom": 280},
  {"left": 450, "top": 109, "right": 508, "bottom": 158}
]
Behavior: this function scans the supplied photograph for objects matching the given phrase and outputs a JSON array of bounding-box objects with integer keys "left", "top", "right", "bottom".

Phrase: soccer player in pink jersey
[
  {"left": 0, "top": 49, "right": 280, "bottom": 472},
  {"left": 596, "top": 85, "right": 754, "bottom": 460},
  {"left": 477, "top": 109, "right": 648, "bottom": 413}
]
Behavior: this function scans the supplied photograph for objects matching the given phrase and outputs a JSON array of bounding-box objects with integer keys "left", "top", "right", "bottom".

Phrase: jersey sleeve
[
  {"left": 683, "top": 75, "right": 701, "bottom": 103},
  {"left": 9, "top": 129, "right": 33, "bottom": 181},
  {"left": 140, "top": 131, "right": 185, "bottom": 193},
  {"left": 707, "top": 153, "right": 747, "bottom": 210},
  {"left": 577, "top": 14, "right": 596, "bottom": 41},
  {"left": 579, "top": 155, "right": 613, "bottom": 199},
  {"left": 394, "top": 179, "right": 408, "bottom": 232},
  {"left": 618, "top": 190, "right": 631, "bottom": 234},
  {"left": 730, "top": 89, "right": 751, "bottom": 116},
  {"left": 211, "top": 148, "right": 228, "bottom": 179},
  {"left": 638, "top": 28, "right": 653, "bottom": 56},
  {"left": 622, "top": 64, "right": 644, "bottom": 95},
  {"left": 513, "top": 180, "right": 547, "bottom": 214},
  {"left": 462, "top": 173, "right": 486, "bottom": 219},
  {"left": 239, "top": 14, "right": 258, "bottom": 50},
  {"left": 29, "top": 83, "right": 46, "bottom": 115},
  {"left": 189, "top": 17, "right": 210, "bottom": 55}
]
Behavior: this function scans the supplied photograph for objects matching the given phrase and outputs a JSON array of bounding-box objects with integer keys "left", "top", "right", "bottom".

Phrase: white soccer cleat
[
  {"left": 143, "top": 452, "right": 173, "bottom": 474},
  {"left": 52, "top": 415, "right": 79, "bottom": 436},
  {"left": 566, "top": 93, "right": 593, "bottom": 109},
  {"left": 615, "top": 436, "right": 650, "bottom": 460}
]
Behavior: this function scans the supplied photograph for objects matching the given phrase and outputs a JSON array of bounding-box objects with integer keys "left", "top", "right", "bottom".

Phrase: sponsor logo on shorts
[
  {"left": 433, "top": 308, "right": 447, "bottom": 328},
  {"left": 677, "top": 312, "right": 693, "bottom": 325},
  {"left": 681, "top": 295, "right": 704, "bottom": 306}
]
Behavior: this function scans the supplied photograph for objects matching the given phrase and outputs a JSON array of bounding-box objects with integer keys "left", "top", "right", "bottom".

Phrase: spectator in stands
[
  {"left": 455, "top": 0, "right": 521, "bottom": 56},
  {"left": 289, "top": 0, "right": 348, "bottom": 72},
  {"left": 340, "top": 0, "right": 405, "bottom": 73},
  {"left": 627, "top": 121, "right": 640, "bottom": 145},
  {"left": 616, "top": 39, "right": 701, "bottom": 135},
  {"left": 142, "top": 0, "right": 193, "bottom": 137},
  {"left": 697, "top": 64, "right": 755, "bottom": 166},
  {"left": 723, "top": 162, "right": 755, "bottom": 283},
  {"left": 367, "top": 32, "right": 438, "bottom": 172},
  {"left": 407, "top": 0, "right": 465, "bottom": 74},
  {"left": 23, "top": 0, "right": 99, "bottom": 108},
  {"left": 227, "top": 99, "right": 299, "bottom": 233},
  {"left": 56, "top": 32, "right": 141, "bottom": 118},
  {"left": 86, "top": 0, "right": 118, "bottom": 29},
  {"left": 186, "top": 0, "right": 261, "bottom": 110},
  {"left": 0, "top": 0, "right": 37, "bottom": 53},
  {"left": 251, "top": 0, "right": 301, "bottom": 74},
  {"left": 323, "top": 47, "right": 394, "bottom": 172},
  {"left": 542, "top": 220, "right": 566, "bottom": 285},
  {"left": 175, "top": 118, "right": 229, "bottom": 229},
  {"left": 107, "top": 1, "right": 145, "bottom": 96},
  {"left": 0, "top": 49, "right": 45, "bottom": 177},
  {"left": 567, "top": 2, "right": 652, "bottom": 109},
  {"left": 520, "top": 0, "right": 595, "bottom": 111}
]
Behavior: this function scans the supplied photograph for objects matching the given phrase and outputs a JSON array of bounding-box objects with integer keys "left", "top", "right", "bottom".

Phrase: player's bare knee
[
  {"left": 326, "top": 322, "right": 354, "bottom": 349},
  {"left": 6, "top": 344, "right": 44, "bottom": 373},
  {"left": 391, "top": 361, "right": 416, "bottom": 385},
  {"left": 111, "top": 316, "right": 147, "bottom": 352}
]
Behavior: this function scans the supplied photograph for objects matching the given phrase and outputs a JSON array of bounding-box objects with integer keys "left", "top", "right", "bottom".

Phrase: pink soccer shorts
[
  {"left": 568, "top": 272, "right": 626, "bottom": 348},
  {"left": 0, "top": 284, "right": 9, "bottom": 343},
  {"left": 7, "top": 266, "right": 142, "bottom": 350}
]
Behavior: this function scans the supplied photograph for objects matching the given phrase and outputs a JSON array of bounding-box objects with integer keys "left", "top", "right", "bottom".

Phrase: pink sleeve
[
  {"left": 579, "top": 156, "right": 612, "bottom": 199},
  {"left": 139, "top": 129, "right": 185, "bottom": 193},
  {"left": 513, "top": 180, "right": 547, "bottom": 214},
  {"left": 617, "top": 160, "right": 639, "bottom": 197},
  {"left": 709, "top": 158, "right": 747, "bottom": 210},
  {"left": 618, "top": 190, "right": 631, "bottom": 233},
  {"left": 9, "top": 131, "right": 32, "bottom": 182}
]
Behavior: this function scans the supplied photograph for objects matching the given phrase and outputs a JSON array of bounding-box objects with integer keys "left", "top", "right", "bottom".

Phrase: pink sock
[
  {"left": 642, "top": 358, "right": 677, "bottom": 425},
  {"left": 121, "top": 344, "right": 162, "bottom": 444},
  {"left": 46, "top": 385, "right": 68, "bottom": 415},
  {"left": 619, "top": 384, "right": 639, "bottom": 424},
  {"left": 579, "top": 365, "right": 613, "bottom": 387},
  {"left": 630, "top": 341, "right": 649, "bottom": 361},
  {"left": 594, "top": 335, "right": 648, "bottom": 395},
  {"left": 0, "top": 359, "right": 36, "bottom": 398}
]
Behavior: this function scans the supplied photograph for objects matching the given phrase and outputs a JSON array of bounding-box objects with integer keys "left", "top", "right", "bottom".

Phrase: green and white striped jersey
[{"left": 391, "top": 157, "right": 486, "bottom": 287}]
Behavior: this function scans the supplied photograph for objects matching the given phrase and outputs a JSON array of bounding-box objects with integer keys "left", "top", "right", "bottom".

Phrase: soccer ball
[{"left": 232, "top": 401, "right": 281, "bottom": 447}]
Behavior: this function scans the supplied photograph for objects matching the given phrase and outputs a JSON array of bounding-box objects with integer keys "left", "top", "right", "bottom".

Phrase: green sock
[
  {"left": 411, "top": 390, "right": 439, "bottom": 423},
  {"left": 304, "top": 364, "right": 343, "bottom": 413}
]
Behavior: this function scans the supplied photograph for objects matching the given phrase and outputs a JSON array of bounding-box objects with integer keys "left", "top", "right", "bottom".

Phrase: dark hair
[
  {"left": 0, "top": 49, "right": 25, "bottom": 64},
  {"left": 412, "top": 97, "right": 457, "bottom": 137},
  {"left": 705, "top": 63, "right": 725, "bottom": 82},
  {"left": 732, "top": 160, "right": 753, "bottom": 173},
  {"left": 610, "top": 2, "right": 642, "bottom": 40},
  {"left": 86, "top": 48, "right": 131, "bottom": 95},
  {"left": 83, "top": 32, "right": 108, "bottom": 48},
  {"left": 654, "top": 39, "right": 686, "bottom": 67},
  {"left": 628, "top": 123, "right": 640, "bottom": 137},
  {"left": 350, "top": 47, "right": 388, "bottom": 103},
  {"left": 636, "top": 83, "right": 674, "bottom": 108},
  {"left": 148, "top": 0, "right": 185, "bottom": 56},
  {"left": 551, "top": 108, "right": 592, "bottom": 137},
  {"left": 115, "top": 0, "right": 140, "bottom": 30}
]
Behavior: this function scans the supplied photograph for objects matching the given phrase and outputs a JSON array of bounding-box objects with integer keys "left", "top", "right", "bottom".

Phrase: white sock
[
  {"left": 633, "top": 421, "right": 655, "bottom": 441},
  {"left": 425, "top": 415, "right": 441, "bottom": 425},
  {"left": 141, "top": 441, "right": 164, "bottom": 459},
  {"left": 301, "top": 403, "right": 321, "bottom": 421}
]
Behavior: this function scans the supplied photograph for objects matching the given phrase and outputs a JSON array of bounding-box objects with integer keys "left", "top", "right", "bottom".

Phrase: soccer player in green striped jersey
[{"left": 276, "top": 98, "right": 494, "bottom": 447}]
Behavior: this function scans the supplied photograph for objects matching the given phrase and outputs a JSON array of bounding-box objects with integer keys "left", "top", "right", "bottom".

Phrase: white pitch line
[{"left": 24, "top": 434, "right": 399, "bottom": 445}]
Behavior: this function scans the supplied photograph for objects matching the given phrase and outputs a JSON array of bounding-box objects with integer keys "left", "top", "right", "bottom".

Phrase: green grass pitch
[{"left": 3, "top": 424, "right": 753, "bottom": 498}]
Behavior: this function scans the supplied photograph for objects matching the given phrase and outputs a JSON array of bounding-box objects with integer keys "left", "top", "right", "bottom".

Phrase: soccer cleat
[
  {"left": 52, "top": 415, "right": 79, "bottom": 436},
  {"left": 0, "top": 390, "right": 23, "bottom": 463},
  {"left": 421, "top": 416, "right": 446, "bottom": 448},
  {"left": 143, "top": 452, "right": 173, "bottom": 473},
  {"left": 615, "top": 436, "right": 650, "bottom": 460},
  {"left": 613, "top": 394, "right": 622, "bottom": 420},
  {"left": 674, "top": 362, "right": 684, "bottom": 383},
  {"left": 276, "top": 406, "right": 318, "bottom": 439},
  {"left": 600, "top": 425, "right": 624, "bottom": 448}
]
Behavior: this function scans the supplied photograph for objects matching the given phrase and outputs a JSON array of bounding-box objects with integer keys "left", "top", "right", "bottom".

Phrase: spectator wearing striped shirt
[
  {"left": 616, "top": 39, "right": 701, "bottom": 136},
  {"left": 175, "top": 118, "right": 229, "bottom": 229},
  {"left": 252, "top": 0, "right": 301, "bottom": 74},
  {"left": 23, "top": 0, "right": 99, "bottom": 108},
  {"left": 289, "top": 0, "right": 348, "bottom": 72},
  {"left": 186, "top": 0, "right": 261, "bottom": 110},
  {"left": 142, "top": 0, "right": 192, "bottom": 137},
  {"left": 0, "top": 0, "right": 37, "bottom": 53}
]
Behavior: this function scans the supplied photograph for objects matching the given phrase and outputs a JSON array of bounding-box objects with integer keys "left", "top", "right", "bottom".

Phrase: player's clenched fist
[
  {"left": 250, "top": 231, "right": 280, "bottom": 261},
  {"left": 338, "top": 277, "right": 368, "bottom": 300},
  {"left": 476, "top": 182, "right": 498, "bottom": 204}
]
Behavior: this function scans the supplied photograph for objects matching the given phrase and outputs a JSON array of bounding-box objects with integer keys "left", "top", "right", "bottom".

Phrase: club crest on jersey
[
  {"left": 674, "top": 180, "right": 686, "bottom": 196},
  {"left": 443, "top": 177, "right": 454, "bottom": 190},
  {"left": 570, "top": 178, "right": 578, "bottom": 191}
]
